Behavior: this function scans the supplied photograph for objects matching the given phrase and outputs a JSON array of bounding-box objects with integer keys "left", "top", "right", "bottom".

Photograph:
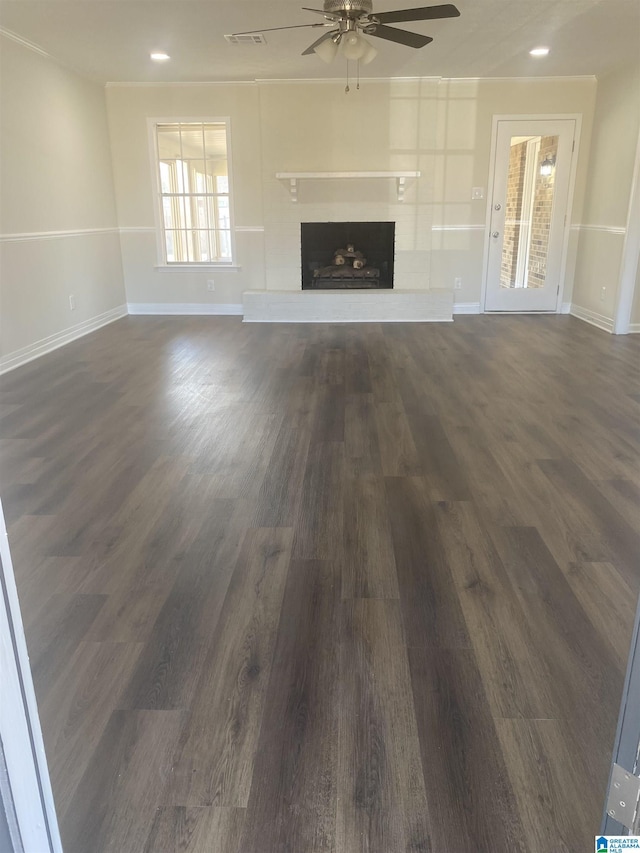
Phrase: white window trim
[{"left": 147, "top": 117, "right": 237, "bottom": 269}]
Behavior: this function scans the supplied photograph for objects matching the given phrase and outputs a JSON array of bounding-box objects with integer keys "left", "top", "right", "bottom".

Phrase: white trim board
[
  {"left": 629, "top": 323, "right": 640, "bottom": 334},
  {"left": 119, "top": 226, "right": 262, "bottom": 235},
  {"left": 432, "top": 225, "right": 485, "bottom": 232},
  {"left": 127, "top": 303, "right": 243, "bottom": 315},
  {"left": 453, "top": 302, "right": 481, "bottom": 314},
  {"left": 569, "top": 304, "right": 614, "bottom": 333},
  {"left": 569, "top": 224, "right": 626, "bottom": 235},
  {"left": 0, "top": 305, "right": 128, "bottom": 375},
  {"left": 0, "top": 227, "right": 120, "bottom": 243}
]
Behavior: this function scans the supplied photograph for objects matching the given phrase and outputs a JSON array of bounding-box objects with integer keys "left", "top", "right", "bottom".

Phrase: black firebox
[{"left": 301, "top": 222, "right": 395, "bottom": 290}]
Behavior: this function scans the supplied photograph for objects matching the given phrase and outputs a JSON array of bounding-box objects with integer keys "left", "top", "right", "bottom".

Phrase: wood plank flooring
[{"left": 1, "top": 314, "right": 639, "bottom": 853}]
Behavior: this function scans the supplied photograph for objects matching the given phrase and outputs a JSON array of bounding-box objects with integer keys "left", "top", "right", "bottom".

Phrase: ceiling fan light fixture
[
  {"left": 359, "top": 37, "right": 378, "bottom": 65},
  {"left": 341, "top": 31, "right": 367, "bottom": 60},
  {"left": 150, "top": 52, "right": 171, "bottom": 62},
  {"left": 314, "top": 35, "right": 340, "bottom": 62},
  {"left": 529, "top": 46, "right": 550, "bottom": 57}
]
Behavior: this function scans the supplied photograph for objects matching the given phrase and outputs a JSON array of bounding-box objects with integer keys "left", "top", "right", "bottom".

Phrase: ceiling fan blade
[
  {"left": 231, "top": 22, "right": 330, "bottom": 35},
  {"left": 367, "top": 24, "right": 433, "bottom": 48},
  {"left": 301, "top": 7, "right": 342, "bottom": 20},
  {"left": 374, "top": 4, "right": 460, "bottom": 24},
  {"left": 302, "top": 30, "right": 339, "bottom": 55}
]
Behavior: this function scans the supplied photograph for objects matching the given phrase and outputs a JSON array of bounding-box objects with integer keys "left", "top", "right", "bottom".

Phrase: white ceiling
[{"left": 0, "top": 0, "right": 638, "bottom": 84}]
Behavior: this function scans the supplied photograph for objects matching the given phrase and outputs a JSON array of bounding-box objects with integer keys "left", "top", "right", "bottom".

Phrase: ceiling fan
[{"left": 231, "top": 1, "right": 460, "bottom": 65}]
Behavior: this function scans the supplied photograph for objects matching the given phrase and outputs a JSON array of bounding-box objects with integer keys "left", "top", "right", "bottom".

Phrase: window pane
[
  {"left": 192, "top": 230, "right": 211, "bottom": 262},
  {"left": 157, "top": 127, "right": 182, "bottom": 159},
  {"left": 191, "top": 196, "right": 210, "bottom": 230},
  {"left": 204, "top": 126, "right": 227, "bottom": 158},
  {"left": 217, "top": 230, "right": 232, "bottom": 260},
  {"left": 216, "top": 197, "right": 230, "bottom": 231},
  {"left": 214, "top": 172, "right": 229, "bottom": 192},
  {"left": 189, "top": 161, "right": 208, "bottom": 193},
  {"left": 159, "top": 161, "right": 173, "bottom": 193},
  {"left": 162, "top": 197, "right": 175, "bottom": 228},
  {"left": 161, "top": 196, "right": 187, "bottom": 232},
  {"left": 180, "top": 126, "right": 204, "bottom": 159},
  {"left": 165, "top": 230, "right": 178, "bottom": 262},
  {"left": 175, "top": 161, "right": 188, "bottom": 194},
  {"left": 165, "top": 230, "right": 189, "bottom": 263}
]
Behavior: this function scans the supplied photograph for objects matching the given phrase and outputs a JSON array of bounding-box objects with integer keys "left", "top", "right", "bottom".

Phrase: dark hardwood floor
[{"left": 1, "top": 315, "right": 639, "bottom": 853}]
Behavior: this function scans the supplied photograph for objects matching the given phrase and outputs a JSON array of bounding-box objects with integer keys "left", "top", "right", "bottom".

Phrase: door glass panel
[{"left": 500, "top": 135, "right": 559, "bottom": 289}]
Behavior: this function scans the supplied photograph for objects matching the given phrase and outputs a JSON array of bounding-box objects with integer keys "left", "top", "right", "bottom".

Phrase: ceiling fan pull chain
[
  {"left": 345, "top": 59, "right": 350, "bottom": 94},
  {"left": 357, "top": 59, "right": 360, "bottom": 89}
]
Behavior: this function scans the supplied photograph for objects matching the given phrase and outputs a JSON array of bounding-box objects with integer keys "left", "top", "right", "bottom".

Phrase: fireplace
[{"left": 301, "top": 222, "right": 395, "bottom": 290}]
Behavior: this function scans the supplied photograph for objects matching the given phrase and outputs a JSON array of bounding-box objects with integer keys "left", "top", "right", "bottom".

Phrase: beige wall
[
  {"left": 106, "top": 76, "right": 596, "bottom": 307},
  {"left": 572, "top": 62, "right": 640, "bottom": 321},
  {"left": 105, "top": 83, "right": 265, "bottom": 306},
  {"left": 259, "top": 78, "right": 439, "bottom": 293},
  {"left": 430, "top": 78, "right": 596, "bottom": 306},
  {"left": 0, "top": 37, "right": 126, "bottom": 366}
]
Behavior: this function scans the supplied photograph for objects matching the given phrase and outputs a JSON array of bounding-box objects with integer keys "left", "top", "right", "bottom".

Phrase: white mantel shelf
[{"left": 275, "top": 171, "right": 421, "bottom": 202}]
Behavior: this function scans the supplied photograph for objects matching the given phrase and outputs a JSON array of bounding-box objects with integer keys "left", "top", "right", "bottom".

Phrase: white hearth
[{"left": 242, "top": 289, "right": 453, "bottom": 323}]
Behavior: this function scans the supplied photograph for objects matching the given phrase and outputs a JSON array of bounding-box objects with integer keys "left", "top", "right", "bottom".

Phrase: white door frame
[
  {"left": 480, "top": 114, "right": 583, "bottom": 313},
  {"left": 0, "top": 499, "right": 62, "bottom": 852}
]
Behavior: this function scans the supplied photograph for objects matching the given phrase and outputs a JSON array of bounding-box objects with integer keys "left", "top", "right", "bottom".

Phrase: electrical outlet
[
  {"left": 600, "top": 286, "right": 606, "bottom": 302},
  {"left": 454, "top": 277, "right": 462, "bottom": 290},
  {"left": 69, "top": 294, "right": 76, "bottom": 310},
  {"left": 207, "top": 280, "right": 215, "bottom": 292}
]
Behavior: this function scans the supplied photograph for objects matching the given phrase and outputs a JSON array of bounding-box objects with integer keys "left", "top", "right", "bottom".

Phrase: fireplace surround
[{"left": 301, "top": 221, "right": 395, "bottom": 290}]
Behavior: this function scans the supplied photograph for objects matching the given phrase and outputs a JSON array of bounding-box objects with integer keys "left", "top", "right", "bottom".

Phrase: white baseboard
[
  {"left": 560, "top": 302, "right": 571, "bottom": 314},
  {"left": 629, "top": 323, "right": 640, "bottom": 334},
  {"left": 127, "top": 302, "right": 243, "bottom": 316},
  {"left": 569, "top": 304, "right": 614, "bottom": 333},
  {"left": 453, "top": 302, "right": 481, "bottom": 314},
  {"left": 0, "top": 304, "right": 128, "bottom": 375}
]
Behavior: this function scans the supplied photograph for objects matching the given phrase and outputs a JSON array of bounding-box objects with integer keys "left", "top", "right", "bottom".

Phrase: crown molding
[
  {"left": 0, "top": 27, "right": 50, "bottom": 59},
  {"left": 439, "top": 74, "right": 596, "bottom": 83},
  {"left": 255, "top": 75, "right": 441, "bottom": 84},
  {"left": 106, "top": 73, "right": 596, "bottom": 89},
  {"left": 105, "top": 80, "right": 259, "bottom": 88}
]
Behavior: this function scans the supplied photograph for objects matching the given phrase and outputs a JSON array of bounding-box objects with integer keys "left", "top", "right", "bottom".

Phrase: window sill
[{"left": 154, "top": 263, "right": 241, "bottom": 273}]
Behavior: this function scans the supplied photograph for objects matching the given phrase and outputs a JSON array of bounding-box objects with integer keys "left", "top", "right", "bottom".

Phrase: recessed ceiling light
[
  {"left": 150, "top": 52, "right": 170, "bottom": 62},
  {"left": 529, "top": 46, "right": 550, "bottom": 57}
]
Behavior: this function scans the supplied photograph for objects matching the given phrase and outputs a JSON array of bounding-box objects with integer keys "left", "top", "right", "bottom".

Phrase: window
[{"left": 154, "top": 121, "right": 233, "bottom": 264}]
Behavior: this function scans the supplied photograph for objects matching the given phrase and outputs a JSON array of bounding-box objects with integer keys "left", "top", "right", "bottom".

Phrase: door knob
[{"left": 493, "top": 231, "right": 500, "bottom": 238}]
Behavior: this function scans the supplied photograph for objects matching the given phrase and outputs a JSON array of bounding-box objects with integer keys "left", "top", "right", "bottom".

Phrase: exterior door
[{"left": 484, "top": 119, "right": 575, "bottom": 312}]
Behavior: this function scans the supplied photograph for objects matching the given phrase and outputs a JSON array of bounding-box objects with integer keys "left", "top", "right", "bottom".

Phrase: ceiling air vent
[{"left": 224, "top": 34, "right": 267, "bottom": 45}]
